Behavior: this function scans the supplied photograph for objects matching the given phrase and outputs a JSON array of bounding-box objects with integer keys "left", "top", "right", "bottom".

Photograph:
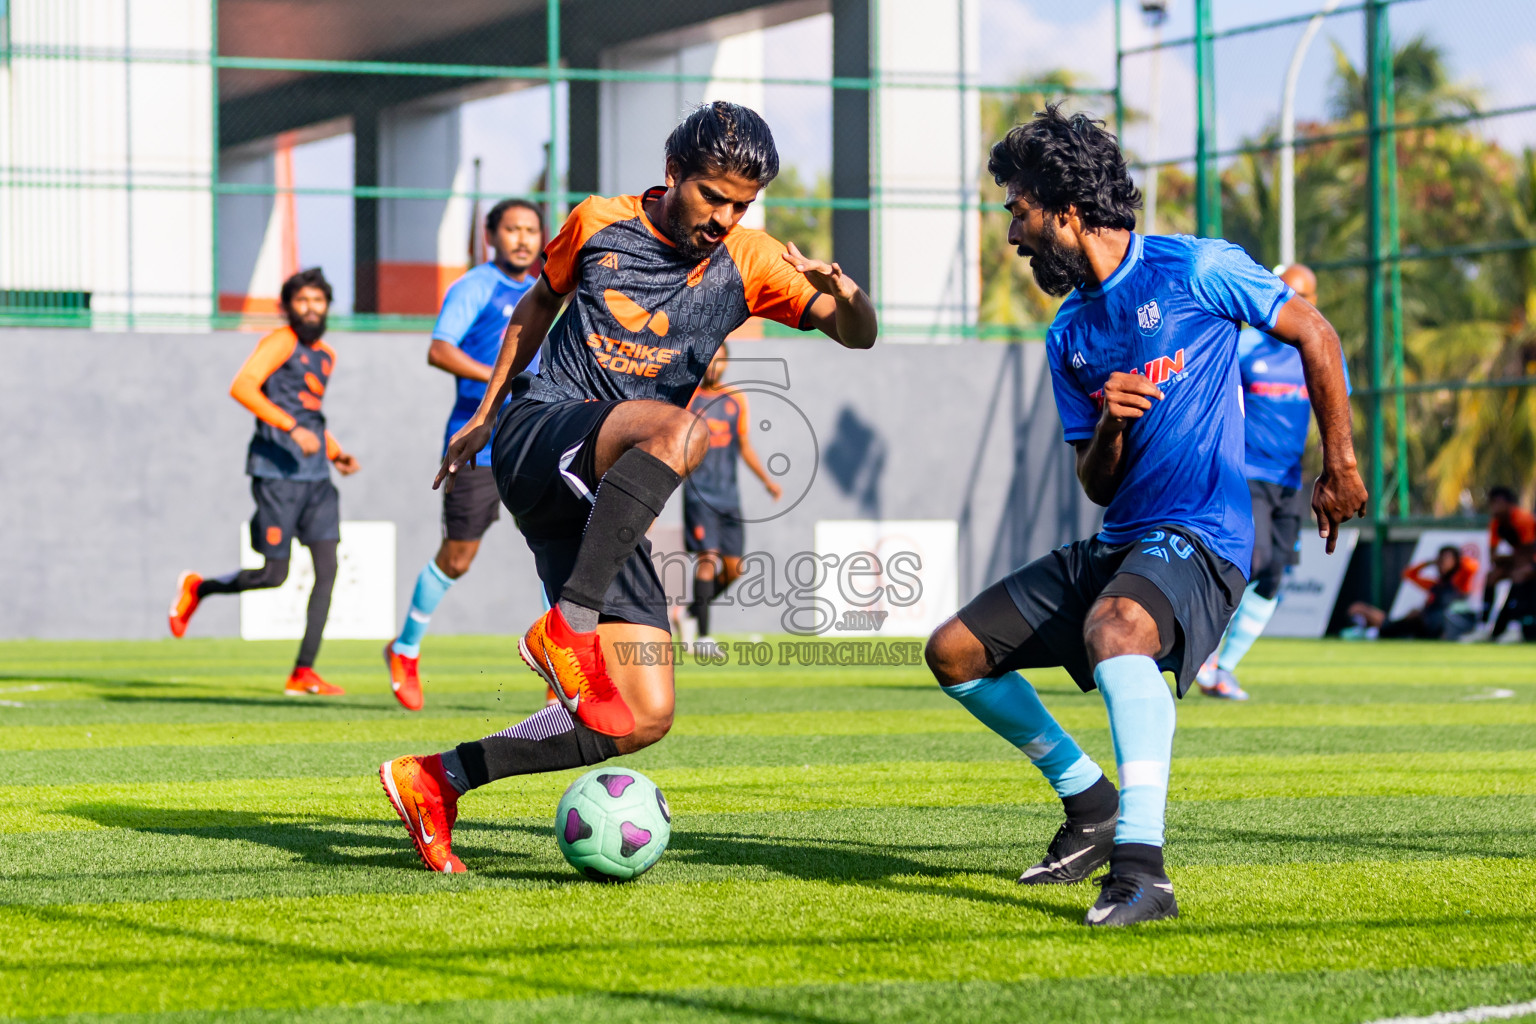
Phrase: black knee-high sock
[
  {"left": 690, "top": 576, "right": 716, "bottom": 635},
  {"left": 557, "top": 448, "right": 682, "bottom": 632},
  {"left": 1482, "top": 579, "right": 1498, "bottom": 625},
  {"left": 197, "top": 559, "right": 289, "bottom": 596},
  {"left": 439, "top": 705, "right": 619, "bottom": 794},
  {"left": 296, "top": 541, "right": 337, "bottom": 668}
]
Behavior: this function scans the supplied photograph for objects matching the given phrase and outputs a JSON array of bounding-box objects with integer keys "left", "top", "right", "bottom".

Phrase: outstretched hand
[
  {"left": 435, "top": 420, "right": 493, "bottom": 494},
  {"left": 782, "top": 241, "right": 859, "bottom": 302}
]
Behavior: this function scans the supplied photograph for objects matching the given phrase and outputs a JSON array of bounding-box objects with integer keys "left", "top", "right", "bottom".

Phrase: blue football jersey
[
  {"left": 1237, "top": 326, "right": 1350, "bottom": 490},
  {"left": 1046, "top": 233, "right": 1295, "bottom": 576},
  {"left": 433, "top": 261, "right": 539, "bottom": 467}
]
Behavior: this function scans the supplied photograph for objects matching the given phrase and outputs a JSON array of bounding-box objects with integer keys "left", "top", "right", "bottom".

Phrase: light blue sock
[
  {"left": 1094, "top": 655, "right": 1175, "bottom": 847},
  {"left": 1217, "top": 584, "right": 1279, "bottom": 671},
  {"left": 392, "top": 560, "right": 455, "bottom": 657},
  {"left": 943, "top": 671, "right": 1104, "bottom": 799}
]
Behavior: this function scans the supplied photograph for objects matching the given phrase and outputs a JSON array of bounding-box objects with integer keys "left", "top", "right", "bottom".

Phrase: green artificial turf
[{"left": 0, "top": 636, "right": 1532, "bottom": 1022}]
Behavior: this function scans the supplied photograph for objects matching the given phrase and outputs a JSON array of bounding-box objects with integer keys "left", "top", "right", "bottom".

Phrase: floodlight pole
[{"left": 1279, "top": 0, "right": 1343, "bottom": 267}]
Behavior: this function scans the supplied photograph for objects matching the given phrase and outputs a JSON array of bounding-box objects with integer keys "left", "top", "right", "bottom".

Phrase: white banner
[
  {"left": 1386, "top": 529, "right": 1488, "bottom": 619},
  {"left": 239, "top": 520, "right": 396, "bottom": 640},
  {"left": 813, "top": 519, "right": 958, "bottom": 637},
  {"left": 1267, "top": 528, "right": 1360, "bottom": 638}
]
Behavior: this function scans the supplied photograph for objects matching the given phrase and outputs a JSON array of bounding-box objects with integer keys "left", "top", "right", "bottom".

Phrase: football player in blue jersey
[
  {"left": 1196, "top": 264, "right": 1344, "bottom": 700},
  {"left": 925, "top": 106, "right": 1366, "bottom": 925},
  {"left": 384, "top": 199, "right": 545, "bottom": 711}
]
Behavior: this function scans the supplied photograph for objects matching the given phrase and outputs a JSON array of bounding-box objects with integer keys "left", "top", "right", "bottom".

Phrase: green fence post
[
  {"left": 1383, "top": 8, "right": 1408, "bottom": 520},
  {"left": 209, "top": 0, "right": 220, "bottom": 323},
  {"left": 546, "top": 0, "right": 561, "bottom": 227},
  {"left": 1194, "top": 0, "right": 1219, "bottom": 237},
  {"left": 1365, "top": 0, "right": 1387, "bottom": 605},
  {"left": 1114, "top": 0, "right": 1124, "bottom": 140}
]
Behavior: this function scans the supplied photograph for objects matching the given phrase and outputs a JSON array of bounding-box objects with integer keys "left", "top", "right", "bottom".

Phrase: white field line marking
[
  {"left": 1465, "top": 688, "right": 1517, "bottom": 700},
  {"left": 0, "top": 701, "right": 25, "bottom": 708},
  {"left": 0, "top": 685, "right": 47, "bottom": 694},
  {"left": 1363, "top": 998, "right": 1536, "bottom": 1024}
]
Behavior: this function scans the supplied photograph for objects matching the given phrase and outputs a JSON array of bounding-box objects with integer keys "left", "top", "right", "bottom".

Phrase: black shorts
[
  {"left": 443, "top": 464, "right": 501, "bottom": 542},
  {"left": 956, "top": 525, "right": 1247, "bottom": 697},
  {"left": 1249, "top": 479, "right": 1305, "bottom": 580},
  {"left": 683, "top": 494, "right": 745, "bottom": 557},
  {"left": 491, "top": 396, "right": 670, "bottom": 631},
  {"left": 249, "top": 477, "right": 340, "bottom": 560}
]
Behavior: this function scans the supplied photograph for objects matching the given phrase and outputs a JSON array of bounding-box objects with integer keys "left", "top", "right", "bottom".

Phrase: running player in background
[
  {"left": 925, "top": 106, "right": 1365, "bottom": 925},
  {"left": 384, "top": 199, "right": 545, "bottom": 711},
  {"left": 379, "top": 101, "right": 878, "bottom": 873},
  {"left": 677, "top": 343, "right": 782, "bottom": 655},
  {"left": 167, "top": 268, "right": 360, "bottom": 695},
  {"left": 1195, "top": 264, "right": 1346, "bottom": 700},
  {"left": 1472, "top": 485, "right": 1536, "bottom": 641}
]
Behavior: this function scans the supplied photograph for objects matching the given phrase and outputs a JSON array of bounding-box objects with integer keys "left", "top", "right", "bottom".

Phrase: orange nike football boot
[
  {"left": 383, "top": 643, "right": 423, "bottom": 711},
  {"left": 379, "top": 754, "right": 466, "bottom": 873},
  {"left": 519, "top": 605, "right": 634, "bottom": 736},
  {"left": 168, "top": 572, "right": 202, "bottom": 638},
  {"left": 285, "top": 666, "right": 344, "bottom": 696},
  {"left": 545, "top": 684, "right": 559, "bottom": 706}
]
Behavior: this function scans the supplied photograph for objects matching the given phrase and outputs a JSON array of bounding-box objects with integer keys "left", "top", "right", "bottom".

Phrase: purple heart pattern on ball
[
  {"left": 619, "top": 821, "right": 652, "bottom": 858},
  {"left": 564, "top": 807, "right": 592, "bottom": 844},
  {"left": 597, "top": 773, "right": 635, "bottom": 798}
]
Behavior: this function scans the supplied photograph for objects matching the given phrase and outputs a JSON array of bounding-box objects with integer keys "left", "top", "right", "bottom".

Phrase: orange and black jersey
[
  {"left": 685, "top": 385, "right": 748, "bottom": 507},
  {"left": 230, "top": 326, "right": 342, "bottom": 480},
  {"left": 1490, "top": 507, "right": 1536, "bottom": 558},
  {"left": 528, "top": 187, "right": 820, "bottom": 407}
]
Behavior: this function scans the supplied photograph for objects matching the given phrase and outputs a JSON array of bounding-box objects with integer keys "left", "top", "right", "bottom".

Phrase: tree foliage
[{"left": 980, "top": 36, "right": 1536, "bottom": 513}]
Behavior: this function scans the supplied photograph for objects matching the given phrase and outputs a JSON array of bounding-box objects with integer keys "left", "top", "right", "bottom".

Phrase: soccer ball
[{"left": 554, "top": 767, "right": 671, "bottom": 882}]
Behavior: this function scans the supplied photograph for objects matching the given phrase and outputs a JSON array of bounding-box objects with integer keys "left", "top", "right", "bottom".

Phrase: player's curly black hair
[
  {"left": 280, "top": 267, "right": 332, "bottom": 306},
  {"left": 987, "top": 104, "right": 1141, "bottom": 230},
  {"left": 665, "top": 101, "right": 780, "bottom": 187}
]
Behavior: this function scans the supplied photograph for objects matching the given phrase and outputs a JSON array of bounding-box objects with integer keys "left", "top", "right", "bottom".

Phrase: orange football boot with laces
[
  {"left": 379, "top": 754, "right": 465, "bottom": 873},
  {"left": 285, "top": 666, "right": 344, "bottom": 696},
  {"left": 168, "top": 572, "right": 202, "bottom": 638},
  {"left": 383, "top": 644, "right": 423, "bottom": 711},
  {"left": 519, "top": 605, "right": 634, "bottom": 736}
]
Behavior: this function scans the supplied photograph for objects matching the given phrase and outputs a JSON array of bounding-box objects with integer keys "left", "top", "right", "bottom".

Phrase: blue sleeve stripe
[
  {"left": 1063, "top": 429, "right": 1094, "bottom": 442},
  {"left": 1261, "top": 284, "right": 1295, "bottom": 329}
]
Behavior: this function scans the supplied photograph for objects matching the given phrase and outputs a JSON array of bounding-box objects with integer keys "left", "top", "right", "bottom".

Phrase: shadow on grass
[
  {"left": 61, "top": 803, "right": 566, "bottom": 878},
  {"left": 0, "top": 673, "right": 175, "bottom": 689}
]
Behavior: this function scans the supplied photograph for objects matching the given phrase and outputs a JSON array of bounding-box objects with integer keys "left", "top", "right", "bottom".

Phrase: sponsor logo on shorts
[
  {"left": 266, "top": 526, "right": 283, "bottom": 546},
  {"left": 1140, "top": 529, "right": 1194, "bottom": 561}
]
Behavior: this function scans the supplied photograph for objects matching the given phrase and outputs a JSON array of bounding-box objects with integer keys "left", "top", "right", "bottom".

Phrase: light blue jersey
[
  {"left": 1046, "top": 234, "right": 1294, "bottom": 576},
  {"left": 1237, "top": 326, "right": 1351, "bottom": 489},
  {"left": 433, "top": 261, "right": 538, "bottom": 467}
]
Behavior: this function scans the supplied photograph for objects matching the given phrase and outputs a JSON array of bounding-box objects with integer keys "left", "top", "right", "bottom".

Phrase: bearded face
[{"left": 1028, "top": 214, "right": 1093, "bottom": 297}]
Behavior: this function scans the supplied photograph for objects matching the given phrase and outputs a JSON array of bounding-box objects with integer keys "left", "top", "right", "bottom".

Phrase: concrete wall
[{"left": 0, "top": 328, "right": 1098, "bottom": 640}]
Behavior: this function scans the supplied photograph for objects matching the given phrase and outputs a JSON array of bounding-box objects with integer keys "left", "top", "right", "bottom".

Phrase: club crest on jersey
[{"left": 1136, "top": 299, "right": 1163, "bottom": 335}]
